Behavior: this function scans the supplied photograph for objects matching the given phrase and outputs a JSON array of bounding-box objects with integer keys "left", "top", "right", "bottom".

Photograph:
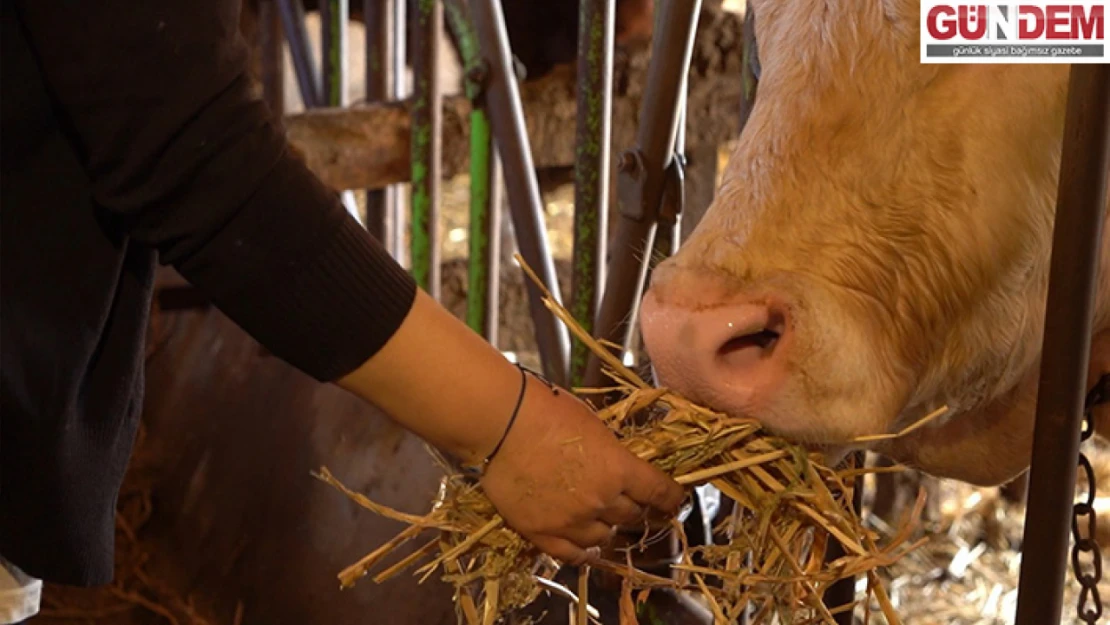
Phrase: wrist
[
  {"left": 458, "top": 364, "right": 529, "bottom": 476},
  {"left": 336, "top": 289, "right": 533, "bottom": 465},
  {"left": 460, "top": 364, "right": 563, "bottom": 477}
]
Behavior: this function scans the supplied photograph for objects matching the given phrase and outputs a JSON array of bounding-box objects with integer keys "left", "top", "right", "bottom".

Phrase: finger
[
  {"left": 527, "top": 534, "right": 591, "bottom": 566},
  {"left": 599, "top": 494, "right": 646, "bottom": 527},
  {"left": 562, "top": 521, "right": 616, "bottom": 549},
  {"left": 622, "top": 459, "right": 687, "bottom": 515}
]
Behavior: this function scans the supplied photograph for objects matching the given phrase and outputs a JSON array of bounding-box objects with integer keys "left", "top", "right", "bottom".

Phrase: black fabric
[{"left": 0, "top": 0, "right": 417, "bottom": 585}]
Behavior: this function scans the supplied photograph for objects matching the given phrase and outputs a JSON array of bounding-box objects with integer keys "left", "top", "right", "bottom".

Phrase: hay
[
  {"left": 867, "top": 469, "right": 1110, "bottom": 624},
  {"left": 317, "top": 256, "right": 938, "bottom": 625}
]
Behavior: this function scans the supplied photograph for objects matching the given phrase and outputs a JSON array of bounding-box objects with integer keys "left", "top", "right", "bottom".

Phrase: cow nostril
[
  {"left": 719, "top": 329, "right": 780, "bottom": 355},
  {"left": 713, "top": 310, "right": 786, "bottom": 370}
]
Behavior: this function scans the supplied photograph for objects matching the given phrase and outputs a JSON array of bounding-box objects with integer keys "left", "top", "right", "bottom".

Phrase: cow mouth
[{"left": 800, "top": 442, "right": 852, "bottom": 467}]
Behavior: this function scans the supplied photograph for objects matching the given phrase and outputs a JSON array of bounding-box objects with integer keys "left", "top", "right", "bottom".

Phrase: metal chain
[{"left": 1073, "top": 373, "right": 1109, "bottom": 624}]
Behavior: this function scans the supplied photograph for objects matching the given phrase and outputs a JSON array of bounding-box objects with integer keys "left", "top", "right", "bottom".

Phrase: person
[{"left": 0, "top": 1, "right": 686, "bottom": 622}]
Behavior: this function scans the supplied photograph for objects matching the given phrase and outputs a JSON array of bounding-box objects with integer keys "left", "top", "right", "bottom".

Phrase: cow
[{"left": 638, "top": 0, "right": 1109, "bottom": 489}]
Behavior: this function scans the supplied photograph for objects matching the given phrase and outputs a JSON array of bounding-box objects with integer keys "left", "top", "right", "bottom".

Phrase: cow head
[{"left": 638, "top": 0, "right": 1095, "bottom": 486}]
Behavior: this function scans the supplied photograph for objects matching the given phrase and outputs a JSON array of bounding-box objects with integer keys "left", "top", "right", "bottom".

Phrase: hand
[
  {"left": 336, "top": 289, "right": 685, "bottom": 564},
  {"left": 479, "top": 373, "right": 686, "bottom": 565}
]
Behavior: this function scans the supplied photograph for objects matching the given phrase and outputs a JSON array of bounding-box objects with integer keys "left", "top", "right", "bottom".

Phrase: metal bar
[
  {"left": 364, "top": 0, "right": 396, "bottom": 246},
  {"left": 593, "top": 0, "right": 703, "bottom": 608},
  {"left": 1014, "top": 64, "right": 1110, "bottom": 625},
  {"left": 444, "top": 0, "right": 502, "bottom": 343},
  {"left": 667, "top": 93, "right": 688, "bottom": 251},
  {"left": 320, "top": 0, "right": 349, "bottom": 107},
  {"left": 650, "top": 88, "right": 687, "bottom": 260},
  {"left": 468, "top": 138, "right": 503, "bottom": 342},
  {"left": 320, "top": 0, "right": 362, "bottom": 226},
  {"left": 276, "top": 0, "right": 322, "bottom": 109},
  {"left": 392, "top": 0, "right": 409, "bottom": 266},
  {"left": 470, "top": 0, "right": 572, "bottom": 384},
  {"left": 258, "top": 0, "right": 286, "bottom": 118},
  {"left": 569, "top": 0, "right": 616, "bottom": 387},
  {"left": 411, "top": 0, "right": 444, "bottom": 300},
  {"left": 583, "top": 0, "right": 701, "bottom": 390},
  {"left": 485, "top": 155, "right": 505, "bottom": 343},
  {"left": 624, "top": 93, "right": 687, "bottom": 359},
  {"left": 621, "top": 226, "right": 658, "bottom": 364}
]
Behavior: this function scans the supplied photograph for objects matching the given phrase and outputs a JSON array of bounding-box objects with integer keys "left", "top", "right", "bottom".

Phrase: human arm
[{"left": 12, "top": 0, "right": 684, "bottom": 562}]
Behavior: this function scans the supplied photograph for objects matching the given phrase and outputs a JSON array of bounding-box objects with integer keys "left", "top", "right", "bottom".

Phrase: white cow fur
[{"left": 645, "top": 0, "right": 1109, "bottom": 486}]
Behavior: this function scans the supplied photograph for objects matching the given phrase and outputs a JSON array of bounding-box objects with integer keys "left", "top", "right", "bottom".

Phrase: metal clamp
[
  {"left": 659, "top": 152, "right": 687, "bottom": 226},
  {"left": 615, "top": 148, "right": 649, "bottom": 222},
  {"left": 463, "top": 59, "right": 491, "bottom": 106},
  {"left": 613, "top": 148, "right": 686, "bottom": 228}
]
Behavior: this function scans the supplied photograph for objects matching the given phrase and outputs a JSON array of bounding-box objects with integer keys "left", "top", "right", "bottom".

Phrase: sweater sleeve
[{"left": 12, "top": 0, "right": 417, "bottom": 381}]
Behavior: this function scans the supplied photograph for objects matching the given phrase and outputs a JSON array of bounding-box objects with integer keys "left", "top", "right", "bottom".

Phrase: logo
[{"left": 920, "top": 1, "right": 1108, "bottom": 63}]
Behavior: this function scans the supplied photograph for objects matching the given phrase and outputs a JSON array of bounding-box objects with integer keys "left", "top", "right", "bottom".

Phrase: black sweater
[{"left": 0, "top": 0, "right": 417, "bottom": 585}]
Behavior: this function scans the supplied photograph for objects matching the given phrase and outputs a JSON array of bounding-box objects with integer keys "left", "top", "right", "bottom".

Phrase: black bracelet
[{"left": 461, "top": 364, "right": 555, "bottom": 478}]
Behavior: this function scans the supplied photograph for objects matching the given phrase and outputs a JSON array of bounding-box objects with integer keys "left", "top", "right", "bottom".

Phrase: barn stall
[{"left": 34, "top": 0, "right": 1110, "bottom": 624}]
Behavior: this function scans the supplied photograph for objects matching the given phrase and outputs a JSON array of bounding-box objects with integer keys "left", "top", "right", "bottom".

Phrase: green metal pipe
[
  {"left": 320, "top": 0, "right": 348, "bottom": 107},
  {"left": 466, "top": 116, "right": 502, "bottom": 342},
  {"left": 570, "top": 0, "right": 616, "bottom": 387},
  {"left": 411, "top": 0, "right": 444, "bottom": 299},
  {"left": 444, "top": 0, "right": 502, "bottom": 342},
  {"left": 469, "top": 0, "right": 572, "bottom": 384}
]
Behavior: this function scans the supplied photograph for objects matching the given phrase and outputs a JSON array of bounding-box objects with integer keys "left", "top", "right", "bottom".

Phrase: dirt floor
[{"left": 36, "top": 166, "right": 1110, "bottom": 625}]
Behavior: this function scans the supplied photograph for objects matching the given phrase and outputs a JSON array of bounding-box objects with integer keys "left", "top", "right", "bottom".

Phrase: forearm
[{"left": 336, "top": 289, "right": 524, "bottom": 465}]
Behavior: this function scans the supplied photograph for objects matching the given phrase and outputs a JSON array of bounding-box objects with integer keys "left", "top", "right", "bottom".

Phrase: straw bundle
[{"left": 316, "top": 257, "right": 942, "bottom": 625}]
